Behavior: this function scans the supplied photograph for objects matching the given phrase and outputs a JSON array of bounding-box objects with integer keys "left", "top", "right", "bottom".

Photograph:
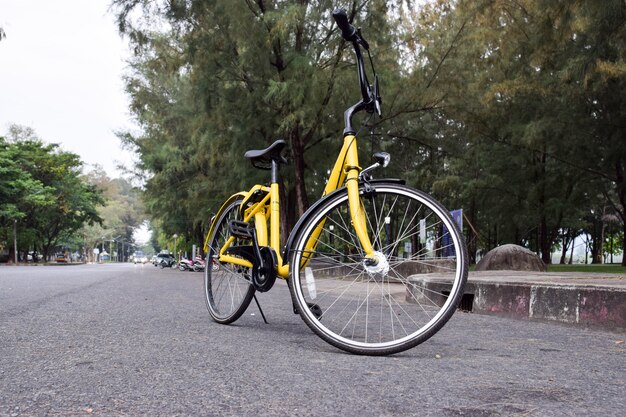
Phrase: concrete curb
[{"left": 408, "top": 271, "right": 626, "bottom": 333}]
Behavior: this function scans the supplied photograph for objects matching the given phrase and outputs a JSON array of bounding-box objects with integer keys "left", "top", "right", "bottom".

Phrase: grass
[{"left": 546, "top": 263, "right": 626, "bottom": 274}]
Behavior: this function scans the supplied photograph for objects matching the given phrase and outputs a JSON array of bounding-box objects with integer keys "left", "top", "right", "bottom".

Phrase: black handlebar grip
[{"left": 332, "top": 9, "right": 357, "bottom": 42}]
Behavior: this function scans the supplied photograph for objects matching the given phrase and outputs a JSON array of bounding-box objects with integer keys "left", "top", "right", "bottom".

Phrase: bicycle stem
[
  {"left": 343, "top": 36, "right": 375, "bottom": 136},
  {"left": 343, "top": 100, "right": 366, "bottom": 136}
]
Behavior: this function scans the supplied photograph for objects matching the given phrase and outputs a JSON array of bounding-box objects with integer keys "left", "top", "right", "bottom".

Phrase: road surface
[{"left": 1, "top": 264, "right": 624, "bottom": 416}]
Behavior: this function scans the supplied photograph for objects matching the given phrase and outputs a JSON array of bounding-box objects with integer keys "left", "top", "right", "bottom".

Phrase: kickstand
[{"left": 252, "top": 294, "right": 268, "bottom": 324}]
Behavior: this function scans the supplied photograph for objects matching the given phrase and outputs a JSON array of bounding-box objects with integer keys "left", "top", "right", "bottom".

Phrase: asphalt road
[{"left": 1, "top": 264, "right": 624, "bottom": 416}]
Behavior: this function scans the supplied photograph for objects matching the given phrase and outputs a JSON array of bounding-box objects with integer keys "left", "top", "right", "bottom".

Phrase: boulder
[{"left": 475, "top": 244, "right": 547, "bottom": 272}]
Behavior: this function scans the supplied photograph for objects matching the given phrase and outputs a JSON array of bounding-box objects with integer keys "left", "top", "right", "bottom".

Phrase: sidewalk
[
  {"left": 409, "top": 271, "right": 626, "bottom": 333},
  {"left": 0, "top": 261, "right": 84, "bottom": 266}
]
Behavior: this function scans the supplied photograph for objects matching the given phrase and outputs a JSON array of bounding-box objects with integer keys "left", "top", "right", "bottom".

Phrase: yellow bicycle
[{"left": 203, "top": 9, "right": 468, "bottom": 355}]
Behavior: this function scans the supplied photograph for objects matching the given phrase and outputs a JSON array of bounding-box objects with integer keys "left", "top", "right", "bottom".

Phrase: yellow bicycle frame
[{"left": 205, "top": 134, "right": 375, "bottom": 279}]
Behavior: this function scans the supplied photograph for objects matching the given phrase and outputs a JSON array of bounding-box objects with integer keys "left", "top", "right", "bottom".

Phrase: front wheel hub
[{"left": 363, "top": 251, "right": 389, "bottom": 277}]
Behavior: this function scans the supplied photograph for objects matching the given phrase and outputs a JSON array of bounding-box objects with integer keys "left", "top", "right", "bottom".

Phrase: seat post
[
  {"left": 269, "top": 159, "right": 282, "bottom": 265},
  {"left": 271, "top": 159, "right": 279, "bottom": 184}
]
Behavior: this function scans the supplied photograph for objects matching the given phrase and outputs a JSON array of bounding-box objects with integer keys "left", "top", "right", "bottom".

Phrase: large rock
[{"left": 476, "top": 244, "right": 547, "bottom": 272}]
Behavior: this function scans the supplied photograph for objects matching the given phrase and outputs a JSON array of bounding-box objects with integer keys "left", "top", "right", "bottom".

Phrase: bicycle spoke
[
  {"left": 205, "top": 198, "right": 254, "bottom": 324},
  {"left": 290, "top": 185, "right": 467, "bottom": 355}
]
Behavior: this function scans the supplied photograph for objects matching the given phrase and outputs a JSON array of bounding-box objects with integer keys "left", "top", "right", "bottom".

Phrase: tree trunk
[
  {"left": 559, "top": 229, "right": 569, "bottom": 264},
  {"left": 622, "top": 221, "right": 626, "bottom": 267},
  {"left": 10, "top": 219, "right": 17, "bottom": 264},
  {"left": 194, "top": 224, "right": 204, "bottom": 257},
  {"left": 280, "top": 184, "right": 297, "bottom": 248},
  {"left": 42, "top": 239, "right": 53, "bottom": 262},
  {"left": 467, "top": 197, "right": 477, "bottom": 264},
  {"left": 539, "top": 215, "right": 551, "bottom": 264},
  {"left": 615, "top": 161, "right": 626, "bottom": 266},
  {"left": 7, "top": 247, "right": 16, "bottom": 264},
  {"left": 559, "top": 229, "right": 574, "bottom": 264},
  {"left": 411, "top": 215, "right": 419, "bottom": 259},
  {"left": 591, "top": 218, "right": 603, "bottom": 264},
  {"left": 290, "top": 126, "right": 309, "bottom": 219}
]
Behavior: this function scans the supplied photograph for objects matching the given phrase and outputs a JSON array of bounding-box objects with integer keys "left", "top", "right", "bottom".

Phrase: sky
[{"left": 0, "top": 0, "right": 136, "bottom": 178}]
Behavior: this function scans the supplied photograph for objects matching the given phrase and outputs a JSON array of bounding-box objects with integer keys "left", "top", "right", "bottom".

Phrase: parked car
[
  {"left": 154, "top": 253, "right": 176, "bottom": 268},
  {"left": 55, "top": 253, "right": 68, "bottom": 263},
  {"left": 27, "top": 252, "right": 41, "bottom": 262},
  {"left": 133, "top": 251, "right": 149, "bottom": 264}
]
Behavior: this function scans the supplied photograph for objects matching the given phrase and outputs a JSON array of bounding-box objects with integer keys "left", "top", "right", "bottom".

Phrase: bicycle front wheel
[
  {"left": 204, "top": 197, "right": 255, "bottom": 324},
  {"left": 289, "top": 183, "right": 468, "bottom": 355}
]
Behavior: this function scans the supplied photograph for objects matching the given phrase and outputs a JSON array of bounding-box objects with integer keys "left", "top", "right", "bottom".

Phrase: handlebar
[
  {"left": 332, "top": 9, "right": 381, "bottom": 136},
  {"left": 332, "top": 9, "right": 357, "bottom": 42}
]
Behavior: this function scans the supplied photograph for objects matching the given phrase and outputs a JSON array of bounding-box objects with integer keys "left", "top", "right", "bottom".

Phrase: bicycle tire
[
  {"left": 204, "top": 196, "right": 255, "bottom": 324},
  {"left": 288, "top": 183, "right": 468, "bottom": 355}
]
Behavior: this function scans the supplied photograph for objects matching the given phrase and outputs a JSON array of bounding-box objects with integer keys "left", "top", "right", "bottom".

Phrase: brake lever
[
  {"left": 364, "top": 77, "right": 382, "bottom": 116},
  {"left": 373, "top": 75, "right": 382, "bottom": 117},
  {"left": 356, "top": 28, "right": 369, "bottom": 50}
]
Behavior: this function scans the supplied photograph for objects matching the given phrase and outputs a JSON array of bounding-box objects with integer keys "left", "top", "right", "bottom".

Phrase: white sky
[{"left": 0, "top": 0, "right": 136, "bottom": 178}]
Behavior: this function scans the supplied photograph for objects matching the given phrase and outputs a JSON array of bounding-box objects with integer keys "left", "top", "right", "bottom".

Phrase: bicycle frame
[
  {"left": 205, "top": 12, "right": 382, "bottom": 280},
  {"left": 205, "top": 133, "right": 375, "bottom": 279}
]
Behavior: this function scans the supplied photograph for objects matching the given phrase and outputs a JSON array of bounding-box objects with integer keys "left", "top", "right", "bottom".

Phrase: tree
[
  {"left": 0, "top": 126, "right": 104, "bottom": 261},
  {"left": 401, "top": 0, "right": 625, "bottom": 263},
  {"left": 0, "top": 137, "right": 50, "bottom": 261},
  {"left": 81, "top": 166, "right": 145, "bottom": 262},
  {"left": 110, "top": 0, "right": 625, "bottom": 265},
  {"left": 113, "top": 0, "right": 404, "bottom": 246}
]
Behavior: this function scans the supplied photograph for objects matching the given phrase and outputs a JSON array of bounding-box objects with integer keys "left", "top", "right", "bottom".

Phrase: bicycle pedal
[
  {"left": 228, "top": 220, "right": 254, "bottom": 239},
  {"left": 293, "top": 302, "right": 323, "bottom": 320},
  {"left": 309, "top": 303, "right": 323, "bottom": 320}
]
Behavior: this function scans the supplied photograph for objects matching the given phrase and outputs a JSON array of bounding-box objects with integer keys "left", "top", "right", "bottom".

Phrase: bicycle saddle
[{"left": 244, "top": 139, "right": 288, "bottom": 169}]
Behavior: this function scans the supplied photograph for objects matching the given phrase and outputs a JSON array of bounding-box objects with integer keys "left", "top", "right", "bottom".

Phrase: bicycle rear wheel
[
  {"left": 289, "top": 183, "right": 468, "bottom": 355},
  {"left": 205, "top": 197, "right": 255, "bottom": 324}
]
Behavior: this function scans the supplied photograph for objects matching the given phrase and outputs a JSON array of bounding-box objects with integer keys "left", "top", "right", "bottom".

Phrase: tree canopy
[
  {"left": 415, "top": 0, "right": 626, "bottom": 263},
  {"left": 81, "top": 165, "right": 145, "bottom": 262},
  {"left": 112, "top": 0, "right": 626, "bottom": 264},
  {"left": 0, "top": 127, "right": 104, "bottom": 261}
]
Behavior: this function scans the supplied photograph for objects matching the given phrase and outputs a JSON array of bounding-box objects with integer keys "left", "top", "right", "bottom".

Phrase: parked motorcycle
[
  {"left": 178, "top": 258, "right": 194, "bottom": 271},
  {"left": 192, "top": 257, "right": 205, "bottom": 272}
]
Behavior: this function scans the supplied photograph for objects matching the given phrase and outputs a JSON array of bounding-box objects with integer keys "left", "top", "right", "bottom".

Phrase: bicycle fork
[{"left": 300, "top": 135, "right": 377, "bottom": 267}]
